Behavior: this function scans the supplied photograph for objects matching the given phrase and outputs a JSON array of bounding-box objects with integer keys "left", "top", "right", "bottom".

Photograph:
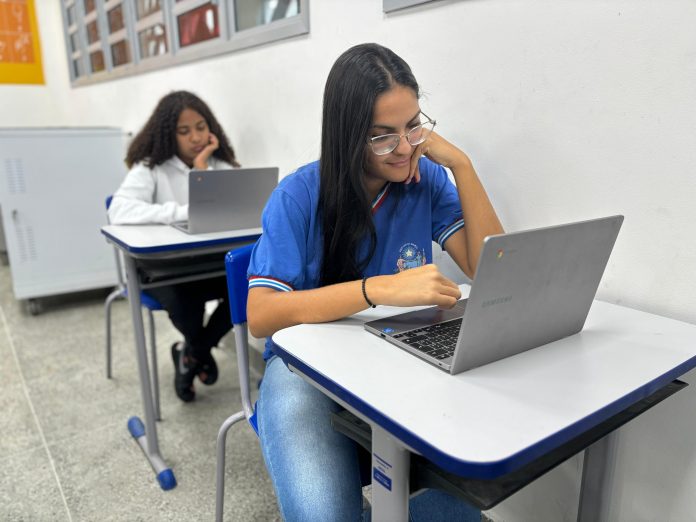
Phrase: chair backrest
[
  {"left": 225, "top": 244, "right": 254, "bottom": 325},
  {"left": 105, "top": 195, "right": 126, "bottom": 288},
  {"left": 225, "top": 243, "right": 257, "bottom": 425}
]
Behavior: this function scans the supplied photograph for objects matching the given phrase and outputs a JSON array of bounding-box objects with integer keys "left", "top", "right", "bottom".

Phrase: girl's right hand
[
  {"left": 193, "top": 133, "right": 220, "bottom": 170},
  {"left": 367, "top": 264, "right": 462, "bottom": 309},
  {"left": 406, "top": 131, "right": 471, "bottom": 185}
]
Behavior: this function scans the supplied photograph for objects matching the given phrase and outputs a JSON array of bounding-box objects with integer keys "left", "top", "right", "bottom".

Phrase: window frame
[
  {"left": 61, "top": 0, "right": 86, "bottom": 80},
  {"left": 383, "top": 0, "right": 439, "bottom": 13},
  {"left": 60, "top": 0, "right": 310, "bottom": 86}
]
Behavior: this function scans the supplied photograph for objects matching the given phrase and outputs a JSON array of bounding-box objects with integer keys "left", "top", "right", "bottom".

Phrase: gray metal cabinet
[{"left": 0, "top": 128, "right": 127, "bottom": 312}]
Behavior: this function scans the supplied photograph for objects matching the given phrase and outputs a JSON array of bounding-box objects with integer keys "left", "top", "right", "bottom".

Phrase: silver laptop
[
  {"left": 365, "top": 215, "right": 623, "bottom": 374},
  {"left": 172, "top": 167, "right": 278, "bottom": 234}
]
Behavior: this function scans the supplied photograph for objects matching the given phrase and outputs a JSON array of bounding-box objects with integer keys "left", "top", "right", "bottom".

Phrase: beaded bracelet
[{"left": 362, "top": 277, "right": 376, "bottom": 308}]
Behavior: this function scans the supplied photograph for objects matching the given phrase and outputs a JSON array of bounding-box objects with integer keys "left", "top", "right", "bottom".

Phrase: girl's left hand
[{"left": 405, "top": 131, "right": 469, "bottom": 184}]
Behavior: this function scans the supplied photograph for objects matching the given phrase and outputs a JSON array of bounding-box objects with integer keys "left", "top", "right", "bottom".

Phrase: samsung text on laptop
[
  {"left": 364, "top": 215, "right": 624, "bottom": 374},
  {"left": 172, "top": 167, "right": 278, "bottom": 234}
]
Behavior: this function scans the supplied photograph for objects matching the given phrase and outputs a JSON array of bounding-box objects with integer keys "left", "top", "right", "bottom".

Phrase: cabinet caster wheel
[{"left": 27, "top": 299, "right": 42, "bottom": 316}]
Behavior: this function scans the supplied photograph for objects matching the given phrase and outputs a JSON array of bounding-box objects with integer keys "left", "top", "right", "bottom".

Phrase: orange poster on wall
[{"left": 0, "top": 0, "right": 44, "bottom": 84}]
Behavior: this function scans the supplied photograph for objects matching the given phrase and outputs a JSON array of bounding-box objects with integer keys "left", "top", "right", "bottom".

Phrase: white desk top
[
  {"left": 272, "top": 286, "right": 696, "bottom": 479},
  {"left": 101, "top": 224, "right": 261, "bottom": 256}
]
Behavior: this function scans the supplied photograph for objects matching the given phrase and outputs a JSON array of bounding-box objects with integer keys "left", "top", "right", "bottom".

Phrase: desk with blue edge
[
  {"left": 272, "top": 285, "right": 696, "bottom": 521},
  {"left": 101, "top": 224, "right": 260, "bottom": 490}
]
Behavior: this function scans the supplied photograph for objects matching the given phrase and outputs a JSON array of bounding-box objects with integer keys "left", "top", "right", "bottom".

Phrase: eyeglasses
[{"left": 368, "top": 112, "right": 436, "bottom": 156}]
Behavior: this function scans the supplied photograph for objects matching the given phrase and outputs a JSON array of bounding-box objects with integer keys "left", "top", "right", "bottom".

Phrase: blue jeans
[{"left": 257, "top": 356, "right": 481, "bottom": 522}]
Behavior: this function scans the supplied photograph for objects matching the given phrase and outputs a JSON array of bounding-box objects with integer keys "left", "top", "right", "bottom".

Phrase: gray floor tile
[
  {"left": 48, "top": 376, "right": 278, "bottom": 521},
  {"left": 0, "top": 383, "right": 44, "bottom": 457},
  {"left": 0, "top": 263, "right": 279, "bottom": 521},
  {"left": 0, "top": 277, "right": 53, "bottom": 459},
  {"left": 24, "top": 362, "right": 143, "bottom": 446},
  {"left": 0, "top": 300, "right": 25, "bottom": 388},
  {"left": 6, "top": 293, "right": 134, "bottom": 384},
  {"left": 0, "top": 446, "right": 70, "bottom": 522}
]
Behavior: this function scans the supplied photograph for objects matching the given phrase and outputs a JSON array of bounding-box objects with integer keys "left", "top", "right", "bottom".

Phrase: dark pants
[{"left": 146, "top": 275, "right": 231, "bottom": 359}]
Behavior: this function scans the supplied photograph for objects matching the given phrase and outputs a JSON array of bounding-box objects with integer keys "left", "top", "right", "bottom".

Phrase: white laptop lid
[
  {"left": 364, "top": 215, "right": 623, "bottom": 374},
  {"left": 181, "top": 167, "right": 278, "bottom": 234},
  {"left": 451, "top": 215, "right": 624, "bottom": 373}
]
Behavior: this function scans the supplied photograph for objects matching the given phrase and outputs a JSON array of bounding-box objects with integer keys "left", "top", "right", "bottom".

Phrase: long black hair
[
  {"left": 125, "top": 90, "right": 239, "bottom": 169},
  {"left": 319, "top": 43, "right": 419, "bottom": 286}
]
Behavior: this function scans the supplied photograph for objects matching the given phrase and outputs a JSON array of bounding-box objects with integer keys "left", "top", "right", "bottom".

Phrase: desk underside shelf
[{"left": 331, "top": 380, "right": 687, "bottom": 511}]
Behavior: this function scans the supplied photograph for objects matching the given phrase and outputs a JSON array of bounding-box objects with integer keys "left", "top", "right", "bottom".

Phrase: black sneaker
[
  {"left": 197, "top": 351, "right": 218, "bottom": 386},
  {"left": 171, "top": 342, "right": 196, "bottom": 402}
]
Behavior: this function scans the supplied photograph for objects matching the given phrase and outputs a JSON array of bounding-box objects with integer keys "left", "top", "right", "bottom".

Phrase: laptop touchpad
[{"left": 371, "top": 299, "right": 468, "bottom": 333}]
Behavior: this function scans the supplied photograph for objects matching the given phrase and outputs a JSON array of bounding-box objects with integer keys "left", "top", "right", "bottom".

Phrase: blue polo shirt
[{"left": 248, "top": 157, "right": 465, "bottom": 359}]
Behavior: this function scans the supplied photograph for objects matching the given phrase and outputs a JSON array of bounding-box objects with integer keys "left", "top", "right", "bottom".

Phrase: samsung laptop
[
  {"left": 364, "top": 215, "right": 624, "bottom": 374},
  {"left": 172, "top": 167, "right": 278, "bottom": 234}
]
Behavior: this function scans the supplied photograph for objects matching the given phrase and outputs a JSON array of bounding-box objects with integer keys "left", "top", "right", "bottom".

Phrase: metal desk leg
[
  {"left": 577, "top": 431, "right": 617, "bottom": 522},
  {"left": 124, "top": 256, "right": 176, "bottom": 490},
  {"left": 371, "top": 424, "right": 410, "bottom": 521}
]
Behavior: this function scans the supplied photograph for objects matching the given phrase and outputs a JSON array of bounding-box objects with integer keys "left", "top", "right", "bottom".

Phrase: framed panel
[
  {"left": 61, "top": 0, "right": 310, "bottom": 85},
  {"left": 137, "top": 22, "right": 168, "bottom": 59},
  {"left": 176, "top": 1, "right": 220, "bottom": 48},
  {"left": 106, "top": 2, "right": 125, "bottom": 33},
  {"left": 135, "top": 0, "right": 163, "bottom": 19},
  {"left": 109, "top": 38, "right": 130, "bottom": 66},
  {"left": 134, "top": 3, "right": 169, "bottom": 61},
  {"left": 89, "top": 49, "right": 105, "bottom": 72},
  {"left": 224, "top": 0, "right": 308, "bottom": 59},
  {"left": 0, "top": 0, "right": 45, "bottom": 84},
  {"left": 104, "top": 1, "right": 132, "bottom": 67},
  {"left": 61, "top": 0, "right": 85, "bottom": 81},
  {"left": 234, "top": 0, "right": 299, "bottom": 32},
  {"left": 83, "top": 0, "right": 96, "bottom": 15},
  {"left": 85, "top": 17, "right": 100, "bottom": 44}
]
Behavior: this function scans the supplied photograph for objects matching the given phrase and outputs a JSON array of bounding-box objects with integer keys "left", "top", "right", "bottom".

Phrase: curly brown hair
[{"left": 125, "top": 90, "right": 239, "bottom": 169}]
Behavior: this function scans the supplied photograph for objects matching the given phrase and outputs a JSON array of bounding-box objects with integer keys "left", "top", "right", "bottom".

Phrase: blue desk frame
[{"left": 102, "top": 224, "right": 260, "bottom": 490}]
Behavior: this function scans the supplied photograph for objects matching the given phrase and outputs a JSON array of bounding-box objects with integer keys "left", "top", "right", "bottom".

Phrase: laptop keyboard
[{"left": 392, "top": 318, "right": 463, "bottom": 360}]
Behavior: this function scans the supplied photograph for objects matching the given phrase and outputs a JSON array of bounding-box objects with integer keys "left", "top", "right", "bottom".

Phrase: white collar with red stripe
[{"left": 371, "top": 182, "right": 391, "bottom": 214}]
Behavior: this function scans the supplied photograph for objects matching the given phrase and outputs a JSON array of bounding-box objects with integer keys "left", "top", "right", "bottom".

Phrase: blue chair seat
[
  {"left": 248, "top": 410, "right": 259, "bottom": 436},
  {"left": 122, "top": 288, "right": 164, "bottom": 311}
]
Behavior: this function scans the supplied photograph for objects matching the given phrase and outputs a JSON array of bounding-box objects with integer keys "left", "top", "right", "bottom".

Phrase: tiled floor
[{"left": 0, "top": 262, "right": 280, "bottom": 521}]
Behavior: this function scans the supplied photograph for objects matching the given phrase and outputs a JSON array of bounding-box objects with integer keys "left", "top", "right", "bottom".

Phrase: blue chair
[
  {"left": 214, "top": 244, "right": 375, "bottom": 520},
  {"left": 215, "top": 243, "right": 258, "bottom": 522},
  {"left": 104, "top": 195, "right": 163, "bottom": 421}
]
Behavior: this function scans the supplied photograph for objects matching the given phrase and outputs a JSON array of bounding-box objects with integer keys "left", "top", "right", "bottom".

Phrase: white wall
[{"left": 4, "top": 1, "right": 696, "bottom": 520}]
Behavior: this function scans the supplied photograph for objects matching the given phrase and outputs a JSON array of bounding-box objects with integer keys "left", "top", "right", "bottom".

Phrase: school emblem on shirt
[{"left": 396, "top": 243, "right": 426, "bottom": 272}]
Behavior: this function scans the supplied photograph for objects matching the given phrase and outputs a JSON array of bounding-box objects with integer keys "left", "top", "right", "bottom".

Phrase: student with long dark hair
[
  {"left": 247, "top": 44, "right": 503, "bottom": 520},
  {"left": 109, "top": 90, "right": 239, "bottom": 403}
]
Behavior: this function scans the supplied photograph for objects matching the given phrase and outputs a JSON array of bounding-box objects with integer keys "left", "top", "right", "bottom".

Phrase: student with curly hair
[{"left": 109, "top": 90, "right": 239, "bottom": 402}]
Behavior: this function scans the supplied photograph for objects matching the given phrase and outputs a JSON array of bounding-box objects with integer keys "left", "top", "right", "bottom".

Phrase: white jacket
[{"left": 108, "top": 156, "right": 234, "bottom": 225}]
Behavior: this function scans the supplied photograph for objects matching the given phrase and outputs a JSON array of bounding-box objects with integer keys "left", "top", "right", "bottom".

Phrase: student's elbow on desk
[
  {"left": 247, "top": 324, "right": 266, "bottom": 339},
  {"left": 247, "top": 315, "right": 274, "bottom": 339},
  {"left": 246, "top": 297, "right": 270, "bottom": 338},
  {"left": 247, "top": 287, "right": 298, "bottom": 338}
]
